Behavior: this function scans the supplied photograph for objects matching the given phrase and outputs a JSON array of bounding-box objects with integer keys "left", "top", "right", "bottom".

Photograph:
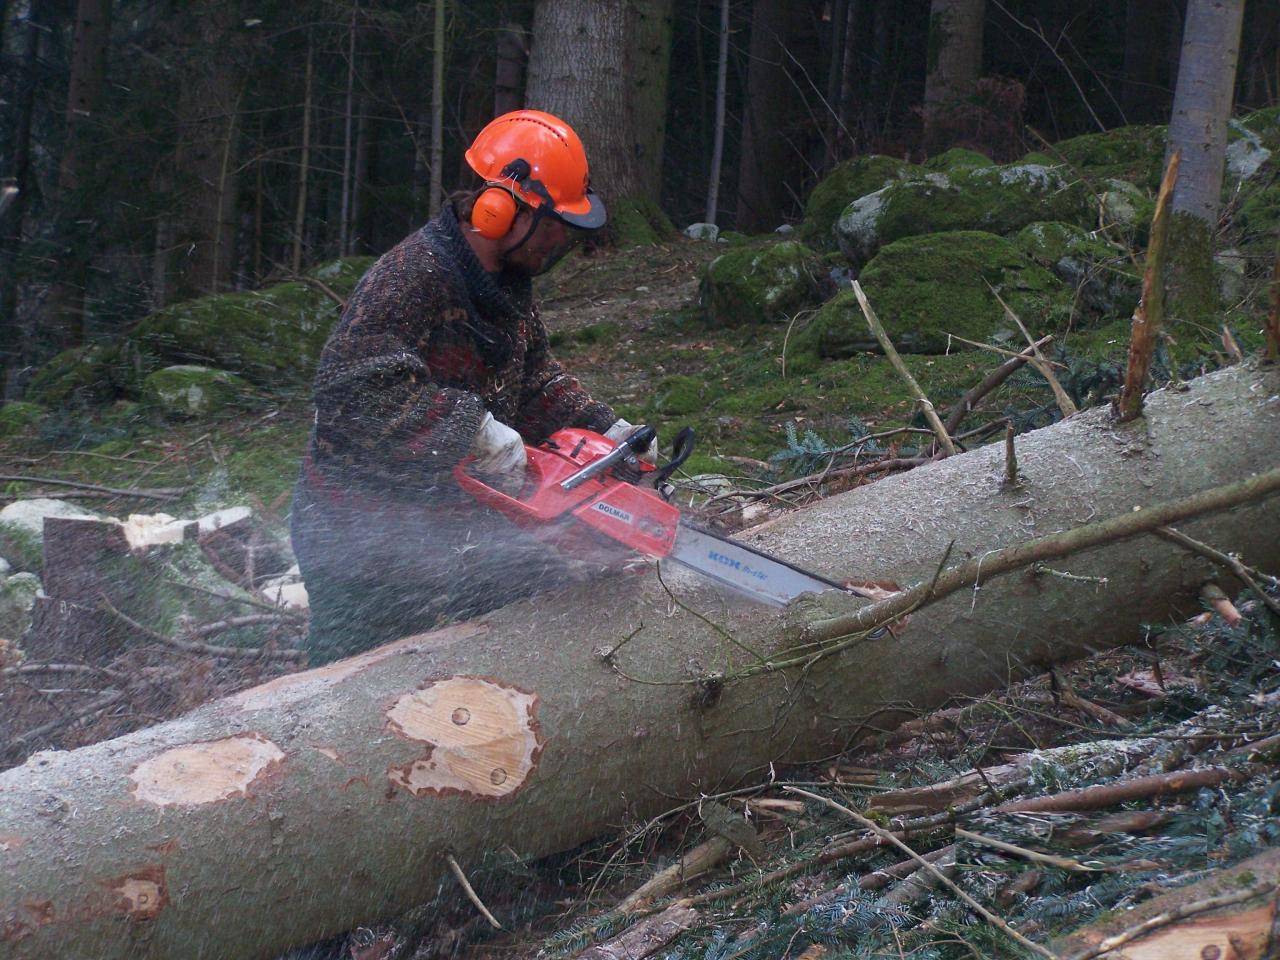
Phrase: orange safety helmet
[{"left": 464, "top": 109, "right": 607, "bottom": 239}]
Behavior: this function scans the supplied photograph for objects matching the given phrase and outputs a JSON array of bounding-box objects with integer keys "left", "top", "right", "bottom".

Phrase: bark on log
[{"left": 1, "top": 364, "right": 1279, "bottom": 959}]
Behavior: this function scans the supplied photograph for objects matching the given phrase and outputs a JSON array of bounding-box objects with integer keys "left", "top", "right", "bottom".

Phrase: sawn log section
[{"left": 1, "top": 363, "right": 1279, "bottom": 959}]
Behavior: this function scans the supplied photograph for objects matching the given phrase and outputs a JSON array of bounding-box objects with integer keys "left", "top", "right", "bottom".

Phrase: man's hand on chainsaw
[
  {"left": 604, "top": 418, "right": 657, "bottom": 465},
  {"left": 470, "top": 412, "right": 527, "bottom": 494}
]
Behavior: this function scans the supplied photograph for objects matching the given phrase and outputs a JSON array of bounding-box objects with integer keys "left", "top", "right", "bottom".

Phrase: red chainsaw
[{"left": 455, "top": 424, "right": 866, "bottom": 607}]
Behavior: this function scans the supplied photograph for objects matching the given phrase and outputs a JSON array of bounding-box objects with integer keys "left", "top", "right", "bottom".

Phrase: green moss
[
  {"left": 131, "top": 278, "right": 344, "bottom": 387},
  {"left": 801, "top": 155, "right": 924, "bottom": 247},
  {"left": 718, "top": 231, "right": 752, "bottom": 246},
  {"left": 1236, "top": 181, "right": 1280, "bottom": 245},
  {"left": 1014, "top": 221, "right": 1140, "bottom": 321},
  {"left": 1239, "top": 106, "right": 1280, "bottom": 151},
  {"left": 0, "top": 523, "right": 41, "bottom": 574},
  {"left": 1019, "top": 150, "right": 1056, "bottom": 166},
  {"left": 305, "top": 256, "right": 377, "bottom": 291},
  {"left": 700, "top": 240, "right": 825, "bottom": 326},
  {"left": 0, "top": 402, "right": 47, "bottom": 438},
  {"left": 142, "top": 365, "right": 261, "bottom": 419},
  {"left": 835, "top": 163, "right": 1093, "bottom": 268},
  {"left": 923, "top": 147, "right": 993, "bottom": 171},
  {"left": 609, "top": 195, "right": 677, "bottom": 246},
  {"left": 1163, "top": 211, "right": 1222, "bottom": 353},
  {"left": 810, "top": 231, "right": 1072, "bottom": 358},
  {"left": 1098, "top": 178, "right": 1155, "bottom": 245},
  {"left": 655, "top": 375, "right": 708, "bottom": 416},
  {"left": 1051, "top": 125, "right": 1168, "bottom": 190}
]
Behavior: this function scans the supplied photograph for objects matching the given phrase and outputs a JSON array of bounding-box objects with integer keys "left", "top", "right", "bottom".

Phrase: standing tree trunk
[
  {"left": 429, "top": 0, "right": 446, "bottom": 218},
  {"left": 169, "top": 2, "right": 245, "bottom": 299},
  {"left": 735, "top": 0, "right": 802, "bottom": 232},
  {"left": 1121, "top": 0, "right": 1178, "bottom": 123},
  {"left": 526, "top": 0, "right": 671, "bottom": 239},
  {"left": 339, "top": 2, "right": 359, "bottom": 257},
  {"left": 704, "top": 0, "right": 730, "bottom": 225},
  {"left": 1164, "top": 0, "right": 1245, "bottom": 339},
  {"left": 1, "top": 364, "right": 1278, "bottom": 960},
  {"left": 0, "top": 0, "right": 47, "bottom": 399},
  {"left": 39, "top": 0, "right": 112, "bottom": 350},
  {"left": 291, "top": 29, "right": 314, "bottom": 275},
  {"left": 494, "top": 21, "right": 526, "bottom": 116},
  {"left": 628, "top": 0, "right": 674, "bottom": 198},
  {"left": 921, "top": 0, "right": 986, "bottom": 155}
]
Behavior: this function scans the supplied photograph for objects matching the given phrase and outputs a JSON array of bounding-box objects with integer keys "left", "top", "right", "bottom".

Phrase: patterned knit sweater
[{"left": 303, "top": 204, "right": 616, "bottom": 501}]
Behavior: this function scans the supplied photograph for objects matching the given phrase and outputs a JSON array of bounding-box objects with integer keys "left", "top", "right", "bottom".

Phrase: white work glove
[
  {"left": 604, "top": 418, "right": 657, "bottom": 465},
  {"left": 470, "top": 412, "right": 527, "bottom": 494}
]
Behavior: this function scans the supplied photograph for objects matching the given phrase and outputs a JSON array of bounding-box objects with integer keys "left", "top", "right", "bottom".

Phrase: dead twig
[
  {"left": 785, "top": 787, "right": 1058, "bottom": 960},
  {"left": 1155, "top": 525, "right": 1280, "bottom": 617},
  {"left": 983, "top": 282, "right": 1077, "bottom": 419},
  {"left": 851, "top": 281, "right": 957, "bottom": 457},
  {"left": 954, "top": 827, "right": 1102, "bottom": 873},
  {"left": 0, "top": 475, "right": 185, "bottom": 500},
  {"left": 445, "top": 853, "right": 502, "bottom": 930},
  {"left": 1118, "top": 150, "right": 1180, "bottom": 422},
  {"left": 98, "top": 595, "right": 304, "bottom": 661},
  {"left": 944, "top": 336, "right": 1054, "bottom": 435}
]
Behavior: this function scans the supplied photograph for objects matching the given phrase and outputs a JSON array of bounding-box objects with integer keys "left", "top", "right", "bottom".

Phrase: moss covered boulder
[
  {"left": 1098, "top": 178, "right": 1155, "bottom": 244},
  {"left": 0, "top": 571, "right": 40, "bottom": 639},
  {"left": 24, "top": 342, "right": 145, "bottom": 407},
  {"left": 0, "top": 401, "right": 47, "bottom": 438},
  {"left": 130, "top": 256, "right": 373, "bottom": 387},
  {"left": 793, "top": 231, "right": 1073, "bottom": 364},
  {"left": 923, "top": 148, "right": 993, "bottom": 172},
  {"left": 834, "top": 164, "right": 1092, "bottom": 269},
  {"left": 1240, "top": 106, "right": 1280, "bottom": 151},
  {"left": 1015, "top": 221, "right": 1140, "bottom": 321},
  {"left": 700, "top": 240, "right": 826, "bottom": 325},
  {"left": 1048, "top": 125, "right": 1167, "bottom": 190},
  {"left": 142, "top": 365, "right": 260, "bottom": 418},
  {"left": 801, "top": 155, "right": 925, "bottom": 247}
]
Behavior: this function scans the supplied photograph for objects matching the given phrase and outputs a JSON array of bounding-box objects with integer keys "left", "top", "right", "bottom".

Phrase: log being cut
[{"left": 1, "top": 363, "right": 1279, "bottom": 959}]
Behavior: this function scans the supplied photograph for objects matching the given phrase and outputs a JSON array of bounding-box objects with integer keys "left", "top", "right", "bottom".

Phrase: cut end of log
[
  {"left": 385, "top": 676, "right": 542, "bottom": 799},
  {"left": 129, "top": 733, "right": 285, "bottom": 806}
]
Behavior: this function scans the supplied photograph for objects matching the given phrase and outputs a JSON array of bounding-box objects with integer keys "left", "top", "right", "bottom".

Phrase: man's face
[{"left": 501, "top": 208, "right": 581, "bottom": 277}]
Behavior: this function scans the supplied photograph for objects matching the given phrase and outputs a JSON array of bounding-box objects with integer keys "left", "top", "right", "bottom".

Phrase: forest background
[{"left": 3, "top": 0, "right": 1279, "bottom": 402}]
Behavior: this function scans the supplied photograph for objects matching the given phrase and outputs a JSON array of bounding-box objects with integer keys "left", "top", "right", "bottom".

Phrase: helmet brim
[{"left": 554, "top": 190, "right": 607, "bottom": 230}]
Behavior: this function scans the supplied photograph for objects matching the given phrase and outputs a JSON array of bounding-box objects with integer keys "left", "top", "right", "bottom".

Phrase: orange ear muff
[{"left": 471, "top": 187, "right": 518, "bottom": 240}]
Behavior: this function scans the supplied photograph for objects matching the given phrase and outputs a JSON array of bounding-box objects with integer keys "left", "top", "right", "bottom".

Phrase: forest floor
[{"left": 2, "top": 238, "right": 1277, "bottom": 959}]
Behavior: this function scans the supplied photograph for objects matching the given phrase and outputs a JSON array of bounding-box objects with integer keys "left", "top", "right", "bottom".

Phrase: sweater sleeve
[
  {"left": 513, "top": 305, "right": 616, "bottom": 442},
  {"left": 310, "top": 258, "right": 487, "bottom": 491}
]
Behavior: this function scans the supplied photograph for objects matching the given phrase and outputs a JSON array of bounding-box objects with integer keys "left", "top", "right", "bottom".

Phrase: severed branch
[
  {"left": 792, "top": 466, "right": 1280, "bottom": 653},
  {"left": 944, "top": 335, "right": 1054, "bottom": 435},
  {"left": 852, "top": 281, "right": 958, "bottom": 456},
  {"left": 1118, "top": 150, "right": 1180, "bottom": 422},
  {"left": 993, "top": 766, "right": 1241, "bottom": 813}
]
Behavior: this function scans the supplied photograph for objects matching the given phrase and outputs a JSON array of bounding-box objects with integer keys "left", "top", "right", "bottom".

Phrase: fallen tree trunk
[{"left": 1, "top": 364, "right": 1279, "bottom": 959}]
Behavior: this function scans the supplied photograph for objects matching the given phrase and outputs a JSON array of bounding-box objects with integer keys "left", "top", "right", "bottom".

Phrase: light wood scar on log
[
  {"left": 385, "top": 676, "right": 543, "bottom": 799},
  {"left": 129, "top": 733, "right": 285, "bottom": 806},
  {"left": 105, "top": 866, "right": 168, "bottom": 921}
]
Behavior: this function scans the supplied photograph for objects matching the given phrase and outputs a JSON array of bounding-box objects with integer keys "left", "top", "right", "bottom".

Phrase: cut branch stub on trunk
[{"left": 0, "top": 364, "right": 1277, "bottom": 959}]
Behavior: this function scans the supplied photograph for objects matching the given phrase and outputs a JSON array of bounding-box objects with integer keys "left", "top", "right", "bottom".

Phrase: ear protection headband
[{"left": 471, "top": 158, "right": 557, "bottom": 240}]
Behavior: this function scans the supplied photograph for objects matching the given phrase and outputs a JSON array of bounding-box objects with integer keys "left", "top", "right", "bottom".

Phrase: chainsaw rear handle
[{"left": 652, "top": 426, "right": 695, "bottom": 491}]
